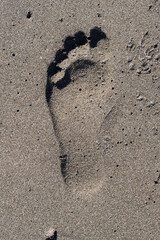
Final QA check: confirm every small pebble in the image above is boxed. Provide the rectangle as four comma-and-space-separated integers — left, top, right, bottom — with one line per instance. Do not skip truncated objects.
146, 55, 152, 60
137, 69, 141, 74
155, 54, 160, 61
136, 95, 144, 101
45, 228, 55, 238
145, 68, 151, 74
127, 57, 132, 63
147, 101, 155, 107
104, 136, 111, 141
129, 63, 135, 70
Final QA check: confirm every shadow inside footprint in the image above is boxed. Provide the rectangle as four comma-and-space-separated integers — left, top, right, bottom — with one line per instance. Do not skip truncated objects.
55, 60, 95, 90
46, 27, 110, 192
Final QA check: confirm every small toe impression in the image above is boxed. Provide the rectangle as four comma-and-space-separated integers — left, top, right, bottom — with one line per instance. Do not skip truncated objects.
89, 26, 107, 48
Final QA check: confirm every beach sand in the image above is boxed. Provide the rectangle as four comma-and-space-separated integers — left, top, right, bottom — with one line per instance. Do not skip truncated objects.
1, 0, 160, 239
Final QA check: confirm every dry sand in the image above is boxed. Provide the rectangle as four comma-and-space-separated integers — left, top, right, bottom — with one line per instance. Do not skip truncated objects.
1, 0, 160, 239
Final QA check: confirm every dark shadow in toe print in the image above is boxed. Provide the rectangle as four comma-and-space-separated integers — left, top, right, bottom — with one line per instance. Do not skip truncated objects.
55, 49, 68, 64
46, 27, 108, 191
46, 63, 61, 103
64, 36, 76, 53
89, 27, 106, 48
74, 31, 88, 47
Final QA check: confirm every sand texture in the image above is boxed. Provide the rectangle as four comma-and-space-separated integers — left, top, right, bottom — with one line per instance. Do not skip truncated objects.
1, 0, 160, 239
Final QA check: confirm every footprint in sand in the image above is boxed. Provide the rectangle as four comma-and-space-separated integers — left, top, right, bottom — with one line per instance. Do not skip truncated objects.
46, 27, 114, 193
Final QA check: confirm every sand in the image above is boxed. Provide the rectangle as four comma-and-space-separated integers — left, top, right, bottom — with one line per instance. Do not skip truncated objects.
1, 0, 160, 239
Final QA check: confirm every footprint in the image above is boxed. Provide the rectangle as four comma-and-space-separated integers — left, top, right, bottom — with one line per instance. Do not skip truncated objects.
46, 27, 114, 192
